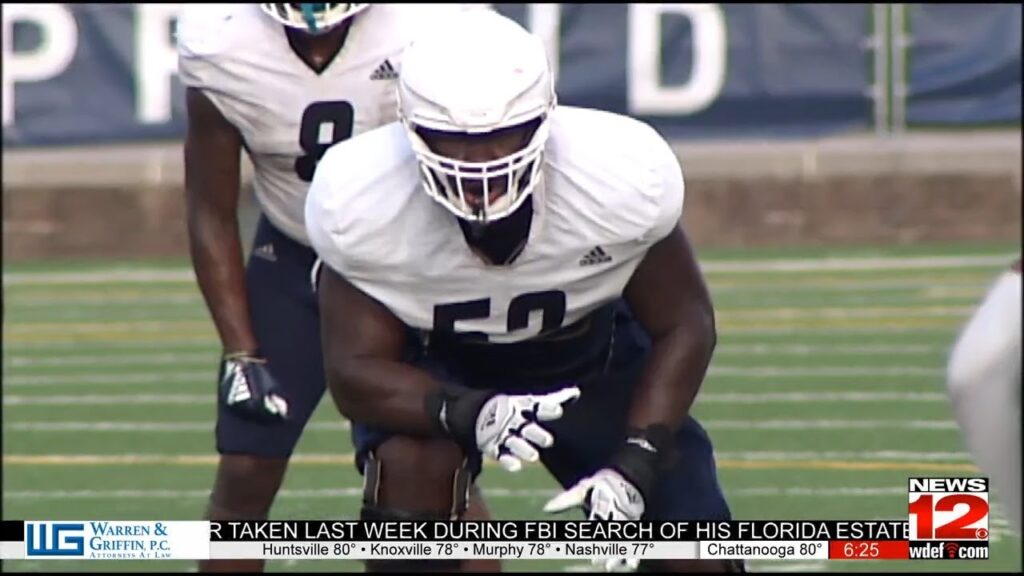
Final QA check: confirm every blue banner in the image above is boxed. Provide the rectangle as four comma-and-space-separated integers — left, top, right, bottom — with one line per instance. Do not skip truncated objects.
1, 4, 1019, 147
905, 4, 1022, 126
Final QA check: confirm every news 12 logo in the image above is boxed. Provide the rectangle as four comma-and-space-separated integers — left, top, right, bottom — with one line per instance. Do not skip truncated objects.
26, 522, 85, 557
908, 477, 990, 560
908, 477, 989, 540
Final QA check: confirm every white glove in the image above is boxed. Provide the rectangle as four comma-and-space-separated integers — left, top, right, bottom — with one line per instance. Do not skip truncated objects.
474, 386, 581, 472
544, 468, 645, 572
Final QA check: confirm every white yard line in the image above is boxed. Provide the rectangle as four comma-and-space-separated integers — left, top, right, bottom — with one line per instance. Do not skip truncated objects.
708, 366, 943, 377
0, 345, 942, 367
1, 421, 345, 432
2, 371, 214, 386
722, 326, 957, 335
718, 307, 971, 319
700, 255, 1012, 273
4, 353, 214, 368
3, 394, 212, 405
3, 419, 958, 432
0, 366, 942, 386
704, 420, 957, 431
697, 392, 947, 403
2, 342, 942, 364
0, 390, 947, 406
11, 295, 201, 307
717, 451, 969, 462
715, 344, 942, 355
1, 339, 219, 352
3, 255, 1011, 286
3, 269, 197, 286
0, 485, 947, 500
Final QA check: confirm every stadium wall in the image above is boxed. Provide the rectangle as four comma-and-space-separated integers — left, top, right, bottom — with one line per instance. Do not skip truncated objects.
3, 131, 1019, 262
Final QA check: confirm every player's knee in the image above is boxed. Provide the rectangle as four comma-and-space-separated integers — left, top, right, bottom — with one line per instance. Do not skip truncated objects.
370, 435, 469, 512
208, 454, 289, 519
640, 559, 745, 573
361, 437, 471, 573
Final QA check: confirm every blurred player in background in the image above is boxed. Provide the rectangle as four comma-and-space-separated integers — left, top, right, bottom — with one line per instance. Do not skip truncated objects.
947, 258, 1022, 534
306, 10, 740, 573
177, 3, 497, 572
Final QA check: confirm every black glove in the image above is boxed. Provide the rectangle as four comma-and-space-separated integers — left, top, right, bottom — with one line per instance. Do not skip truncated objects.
218, 352, 290, 423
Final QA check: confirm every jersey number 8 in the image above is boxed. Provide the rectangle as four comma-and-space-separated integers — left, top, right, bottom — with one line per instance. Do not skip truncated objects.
295, 101, 355, 182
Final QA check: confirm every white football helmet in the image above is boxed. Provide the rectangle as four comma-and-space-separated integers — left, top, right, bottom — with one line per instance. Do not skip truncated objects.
398, 9, 556, 223
259, 3, 368, 35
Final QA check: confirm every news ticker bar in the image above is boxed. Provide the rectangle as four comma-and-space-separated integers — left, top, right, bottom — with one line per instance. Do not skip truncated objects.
0, 521, 989, 561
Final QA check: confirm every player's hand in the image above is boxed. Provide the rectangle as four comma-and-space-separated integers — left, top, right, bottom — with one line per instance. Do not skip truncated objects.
543, 468, 644, 572
218, 352, 290, 423
474, 386, 581, 473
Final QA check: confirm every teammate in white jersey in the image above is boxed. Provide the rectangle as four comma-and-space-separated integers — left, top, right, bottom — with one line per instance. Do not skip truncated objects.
947, 259, 1021, 534
307, 10, 739, 573
177, 4, 498, 572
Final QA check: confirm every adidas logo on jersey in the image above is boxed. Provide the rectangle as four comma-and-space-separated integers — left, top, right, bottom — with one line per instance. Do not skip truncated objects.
370, 59, 398, 80
579, 246, 613, 266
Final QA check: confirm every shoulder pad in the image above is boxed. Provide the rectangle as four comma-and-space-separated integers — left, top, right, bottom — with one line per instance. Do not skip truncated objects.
176, 4, 248, 59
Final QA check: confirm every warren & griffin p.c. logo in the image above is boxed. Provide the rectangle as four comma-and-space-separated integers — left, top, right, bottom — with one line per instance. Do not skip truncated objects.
26, 522, 85, 557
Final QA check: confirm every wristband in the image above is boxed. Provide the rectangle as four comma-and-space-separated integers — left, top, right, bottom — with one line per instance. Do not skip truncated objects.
608, 424, 676, 504
424, 382, 496, 451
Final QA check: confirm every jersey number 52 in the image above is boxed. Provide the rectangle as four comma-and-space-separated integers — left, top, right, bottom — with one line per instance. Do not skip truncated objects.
433, 291, 567, 342
295, 101, 355, 182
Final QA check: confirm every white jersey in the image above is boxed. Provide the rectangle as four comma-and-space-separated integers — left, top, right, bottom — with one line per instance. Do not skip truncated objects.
177, 3, 474, 244
306, 106, 685, 343
947, 268, 1022, 533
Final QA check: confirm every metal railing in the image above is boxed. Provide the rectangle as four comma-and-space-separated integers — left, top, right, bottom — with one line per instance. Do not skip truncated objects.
867, 3, 911, 136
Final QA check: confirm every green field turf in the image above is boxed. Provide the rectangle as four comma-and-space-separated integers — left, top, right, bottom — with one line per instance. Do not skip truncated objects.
3, 243, 1021, 572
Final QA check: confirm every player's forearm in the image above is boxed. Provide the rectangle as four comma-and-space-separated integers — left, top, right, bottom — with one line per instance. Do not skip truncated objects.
187, 208, 258, 353
627, 306, 716, 434
326, 358, 445, 436
602, 306, 715, 502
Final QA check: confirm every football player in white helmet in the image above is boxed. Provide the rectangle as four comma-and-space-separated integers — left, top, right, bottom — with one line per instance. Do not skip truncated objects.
947, 258, 1021, 534
306, 9, 740, 573
177, 3, 498, 572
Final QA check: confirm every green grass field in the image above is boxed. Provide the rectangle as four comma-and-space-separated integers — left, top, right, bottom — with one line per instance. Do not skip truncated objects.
3, 242, 1021, 572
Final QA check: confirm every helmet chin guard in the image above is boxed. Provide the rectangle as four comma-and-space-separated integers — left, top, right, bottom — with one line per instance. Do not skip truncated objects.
259, 3, 368, 35
404, 120, 551, 224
